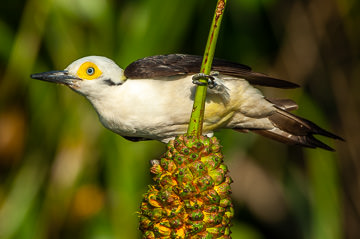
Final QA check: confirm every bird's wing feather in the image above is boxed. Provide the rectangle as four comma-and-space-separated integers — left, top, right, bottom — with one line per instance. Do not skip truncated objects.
266, 98, 299, 111
124, 54, 299, 89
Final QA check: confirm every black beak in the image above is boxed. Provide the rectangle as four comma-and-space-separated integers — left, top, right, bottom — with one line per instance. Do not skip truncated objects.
31, 70, 81, 86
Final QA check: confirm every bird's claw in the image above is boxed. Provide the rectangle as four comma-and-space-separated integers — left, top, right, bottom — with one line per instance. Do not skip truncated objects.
192, 71, 220, 89
192, 71, 230, 102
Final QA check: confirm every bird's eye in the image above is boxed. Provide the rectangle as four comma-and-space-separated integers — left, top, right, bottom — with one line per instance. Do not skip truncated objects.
77, 62, 102, 80
87, 67, 95, 75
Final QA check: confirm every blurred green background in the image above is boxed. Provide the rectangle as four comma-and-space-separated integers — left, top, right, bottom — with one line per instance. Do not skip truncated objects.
0, 0, 359, 238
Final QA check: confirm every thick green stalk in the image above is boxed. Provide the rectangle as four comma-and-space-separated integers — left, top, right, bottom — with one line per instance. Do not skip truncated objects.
187, 0, 227, 137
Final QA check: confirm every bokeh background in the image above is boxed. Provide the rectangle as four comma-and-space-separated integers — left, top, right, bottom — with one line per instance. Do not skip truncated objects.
0, 0, 359, 238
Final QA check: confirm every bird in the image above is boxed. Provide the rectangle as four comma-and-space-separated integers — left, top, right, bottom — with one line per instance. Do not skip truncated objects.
31, 54, 343, 151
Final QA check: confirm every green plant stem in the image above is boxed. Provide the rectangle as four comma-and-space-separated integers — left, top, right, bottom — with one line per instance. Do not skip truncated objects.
187, 0, 227, 137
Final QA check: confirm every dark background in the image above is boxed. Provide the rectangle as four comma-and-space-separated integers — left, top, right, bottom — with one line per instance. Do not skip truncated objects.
0, 0, 359, 238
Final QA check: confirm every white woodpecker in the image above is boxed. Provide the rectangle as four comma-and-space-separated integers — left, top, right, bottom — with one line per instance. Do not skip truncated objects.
31, 54, 343, 150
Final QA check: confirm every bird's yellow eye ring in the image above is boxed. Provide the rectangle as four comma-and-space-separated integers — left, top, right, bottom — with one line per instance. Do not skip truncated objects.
77, 62, 102, 80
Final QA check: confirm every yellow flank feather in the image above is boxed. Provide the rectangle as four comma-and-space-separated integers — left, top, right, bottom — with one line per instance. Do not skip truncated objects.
203, 98, 234, 132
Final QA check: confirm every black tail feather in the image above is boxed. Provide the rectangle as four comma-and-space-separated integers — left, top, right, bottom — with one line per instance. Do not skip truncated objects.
244, 105, 343, 151
252, 128, 336, 151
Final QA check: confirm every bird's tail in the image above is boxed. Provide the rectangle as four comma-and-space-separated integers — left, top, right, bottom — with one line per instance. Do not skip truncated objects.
237, 99, 344, 151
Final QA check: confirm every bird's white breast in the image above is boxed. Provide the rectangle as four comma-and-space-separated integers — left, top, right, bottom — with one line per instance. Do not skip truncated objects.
88, 75, 196, 139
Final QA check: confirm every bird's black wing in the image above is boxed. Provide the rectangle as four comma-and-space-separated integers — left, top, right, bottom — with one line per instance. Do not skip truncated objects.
124, 54, 299, 89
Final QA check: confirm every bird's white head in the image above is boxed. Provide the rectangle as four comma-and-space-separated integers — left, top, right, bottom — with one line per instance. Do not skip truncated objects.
31, 56, 126, 96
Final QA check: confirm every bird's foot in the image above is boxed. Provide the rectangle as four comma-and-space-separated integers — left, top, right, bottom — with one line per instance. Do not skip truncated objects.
192, 71, 220, 89
192, 71, 230, 101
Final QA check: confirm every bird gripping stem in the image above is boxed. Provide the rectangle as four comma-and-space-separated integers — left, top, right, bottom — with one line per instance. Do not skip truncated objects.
187, 0, 227, 137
